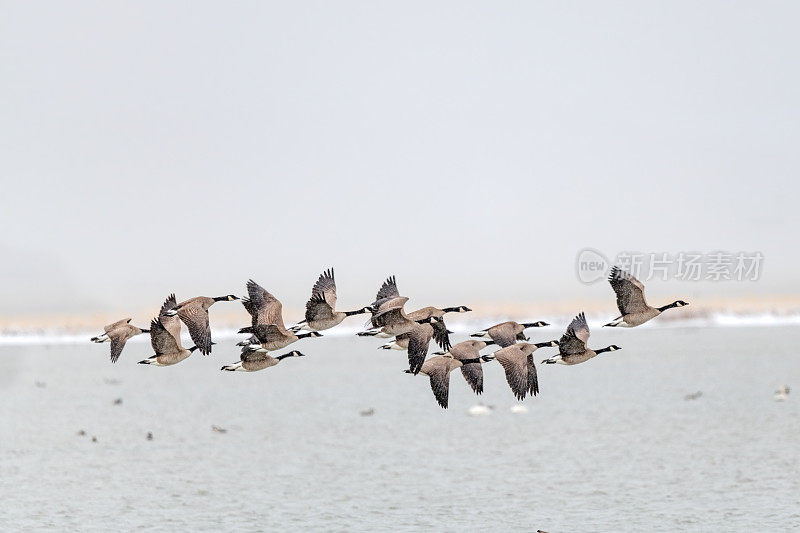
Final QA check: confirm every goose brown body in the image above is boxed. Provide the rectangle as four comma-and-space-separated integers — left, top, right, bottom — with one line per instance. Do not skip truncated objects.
295, 269, 370, 331
543, 312, 620, 365
471, 320, 548, 348
606, 266, 688, 327
91, 318, 149, 363
170, 294, 239, 355
239, 280, 322, 352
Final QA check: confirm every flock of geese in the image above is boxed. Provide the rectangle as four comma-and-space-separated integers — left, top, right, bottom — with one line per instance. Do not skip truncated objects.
91, 267, 689, 408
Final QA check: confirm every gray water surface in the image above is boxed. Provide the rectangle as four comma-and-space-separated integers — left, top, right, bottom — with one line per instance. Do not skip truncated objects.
0, 327, 798, 531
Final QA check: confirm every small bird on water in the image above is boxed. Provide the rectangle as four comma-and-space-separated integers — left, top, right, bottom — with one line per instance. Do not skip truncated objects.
774, 385, 790, 402
467, 403, 494, 416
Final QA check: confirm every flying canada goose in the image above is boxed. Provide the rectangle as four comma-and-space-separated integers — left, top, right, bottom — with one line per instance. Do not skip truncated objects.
356, 293, 409, 339
432, 340, 497, 395
405, 316, 452, 375
542, 312, 620, 365
91, 318, 150, 363
379, 334, 411, 351
163, 294, 239, 354
405, 355, 494, 409
492, 341, 557, 400
372, 305, 466, 346
289, 268, 371, 332
358, 277, 452, 371
238, 326, 322, 352
406, 305, 472, 321
157, 293, 181, 342
360, 276, 451, 343
470, 320, 549, 348
236, 335, 259, 347
605, 266, 688, 327
379, 326, 456, 351
220, 350, 305, 372
137, 317, 200, 366
238, 279, 322, 351
359, 275, 407, 338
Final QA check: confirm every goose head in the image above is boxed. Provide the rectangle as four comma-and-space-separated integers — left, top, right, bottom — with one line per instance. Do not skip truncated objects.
658, 300, 689, 312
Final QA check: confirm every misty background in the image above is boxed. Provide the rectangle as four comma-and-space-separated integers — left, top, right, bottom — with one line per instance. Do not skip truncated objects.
1, 1, 798, 320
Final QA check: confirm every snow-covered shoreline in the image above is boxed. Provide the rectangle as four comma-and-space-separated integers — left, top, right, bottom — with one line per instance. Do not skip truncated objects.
2, 311, 798, 347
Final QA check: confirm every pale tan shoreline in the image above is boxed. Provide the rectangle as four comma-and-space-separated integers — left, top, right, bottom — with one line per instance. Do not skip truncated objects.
2, 295, 799, 332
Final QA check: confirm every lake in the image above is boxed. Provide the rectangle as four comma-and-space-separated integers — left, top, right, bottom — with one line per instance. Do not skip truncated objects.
0, 326, 797, 531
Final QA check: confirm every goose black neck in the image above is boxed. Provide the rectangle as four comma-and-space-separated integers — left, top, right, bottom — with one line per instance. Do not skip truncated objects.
657, 301, 680, 312
345, 308, 367, 316
522, 322, 547, 328
461, 357, 481, 364
189, 345, 199, 353
140, 328, 151, 333
441, 306, 462, 313
595, 346, 614, 354
277, 353, 292, 361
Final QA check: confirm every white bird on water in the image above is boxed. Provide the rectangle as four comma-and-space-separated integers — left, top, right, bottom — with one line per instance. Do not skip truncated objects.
774, 385, 790, 402
467, 403, 494, 416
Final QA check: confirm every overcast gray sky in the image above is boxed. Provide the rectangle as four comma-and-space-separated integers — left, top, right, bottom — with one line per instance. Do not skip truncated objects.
1, 1, 798, 317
